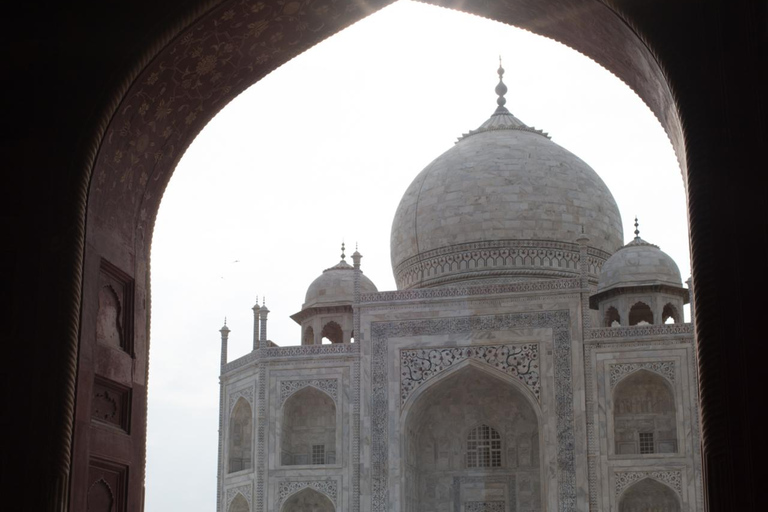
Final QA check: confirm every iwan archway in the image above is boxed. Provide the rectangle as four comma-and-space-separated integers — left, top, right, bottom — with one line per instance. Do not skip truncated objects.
62, 1, 741, 512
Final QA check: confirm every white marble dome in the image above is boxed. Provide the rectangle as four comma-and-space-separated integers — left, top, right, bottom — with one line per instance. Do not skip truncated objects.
390, 76, 623, 289
597, 236, 682, 293
303, 258, 378, 309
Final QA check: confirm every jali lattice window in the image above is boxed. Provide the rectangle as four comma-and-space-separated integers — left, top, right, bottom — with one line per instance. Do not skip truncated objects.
312, 444, 326, 465
639, 432, 655, 454
467, 424, 502, 468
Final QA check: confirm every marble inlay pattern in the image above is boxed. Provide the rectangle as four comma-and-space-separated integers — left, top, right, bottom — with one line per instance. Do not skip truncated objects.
225, 483, 252, 509
609, 361, 675, 388
279, 378, 338, 405
228, 385, 254, 413
277, 480, 338, 509
465, 501, 505, 512
615, 470, 682, 497
400, 343, 539, 405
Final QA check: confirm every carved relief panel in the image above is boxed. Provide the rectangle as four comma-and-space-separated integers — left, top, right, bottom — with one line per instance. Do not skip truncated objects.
97, 259, 134, 355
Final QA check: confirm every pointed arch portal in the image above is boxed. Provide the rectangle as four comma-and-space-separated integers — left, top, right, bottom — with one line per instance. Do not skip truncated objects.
7, 0, 760, 510
403, 364, 542, 512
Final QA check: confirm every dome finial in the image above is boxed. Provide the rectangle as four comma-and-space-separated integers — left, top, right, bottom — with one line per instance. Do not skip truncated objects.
634, 216, 640, 239
494, 56, 509, 115
341, 241, 346, 261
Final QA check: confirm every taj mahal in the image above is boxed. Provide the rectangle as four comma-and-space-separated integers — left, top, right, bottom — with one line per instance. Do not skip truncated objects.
215, 64, 703, 512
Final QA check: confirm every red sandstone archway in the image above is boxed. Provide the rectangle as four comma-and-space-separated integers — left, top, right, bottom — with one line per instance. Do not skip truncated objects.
70, 1, 683, 510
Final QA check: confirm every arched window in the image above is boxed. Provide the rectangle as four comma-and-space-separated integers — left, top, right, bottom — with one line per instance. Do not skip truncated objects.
282, 386, 336, 466
228, 398, 253, 472
619, 478, 680, 512
303, 326, 314, 345
229, 493, 250, 512
281, 488, 335, 512
662, 303, 679, 324
613, 370, 677, 455
466, 424, 502, 468
628, 301, 653, 325
605, 306, 621, 327
321, 321, 343, 344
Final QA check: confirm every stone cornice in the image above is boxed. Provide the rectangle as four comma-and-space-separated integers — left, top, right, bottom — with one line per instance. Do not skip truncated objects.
222, 343, 358, 373
590, 283, 689, 308
361, 277, 581, 304
289, 304, 353, 324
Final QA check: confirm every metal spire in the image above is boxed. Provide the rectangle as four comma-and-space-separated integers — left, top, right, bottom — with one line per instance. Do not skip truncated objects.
494, 56, 510, 115
341, 242, 346, 261
634, 216, 640, 239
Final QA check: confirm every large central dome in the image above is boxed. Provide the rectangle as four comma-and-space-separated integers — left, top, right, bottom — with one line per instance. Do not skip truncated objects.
390, 65, 623, 289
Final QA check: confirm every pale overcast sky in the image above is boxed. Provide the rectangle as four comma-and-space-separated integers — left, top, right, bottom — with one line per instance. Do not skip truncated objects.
146, 1, 689, 510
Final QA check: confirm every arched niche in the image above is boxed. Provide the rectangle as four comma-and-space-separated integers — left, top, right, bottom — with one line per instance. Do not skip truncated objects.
605, 306, 621, 327
229, 398, 253, 473
229, 493, 250, 512
662, 303, 680, 324
613, 370, 677, 455
403, 364, 541, 512
629, 302, 654, 325
86, 478, 114, 512
619, 478, 680, 512
282, 488, 335, 512
321, 321, 343, 344
281, 386, 336, 466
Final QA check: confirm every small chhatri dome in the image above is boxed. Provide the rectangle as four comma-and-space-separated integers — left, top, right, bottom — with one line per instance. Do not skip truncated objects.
303, 243, 378, 309
597, 220, 682, 293
390, 61, 623, 289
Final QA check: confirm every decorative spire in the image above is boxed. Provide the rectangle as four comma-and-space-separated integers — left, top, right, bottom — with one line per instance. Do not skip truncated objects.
494, 56, 510, 115
634, 216, 640, 239
341, 242, 346, 261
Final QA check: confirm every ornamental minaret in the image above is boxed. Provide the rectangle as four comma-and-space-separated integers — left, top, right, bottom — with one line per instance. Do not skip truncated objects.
259, 298, 270, 348
252, 297, 260, 351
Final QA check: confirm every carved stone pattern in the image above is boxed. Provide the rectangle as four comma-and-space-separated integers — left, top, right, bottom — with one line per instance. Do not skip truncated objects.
400, 343, 540, 405
372, 311, 575, 512
392, 240, 610, 289
609, 361, 676, 388
256, 366, 266, 512
277, 480, 338, 508
223, 343, 358, 372
583, 344, 599, 512
280, 379, 338, 405
588, 323, 694, 340
361, 278, 580, 303
228, 386, 254, 413
226, 483, 252, 509
465, 502, 505, 512
452, 476, 515, 512
615, 470, 682, 497
352, 358, 361, 512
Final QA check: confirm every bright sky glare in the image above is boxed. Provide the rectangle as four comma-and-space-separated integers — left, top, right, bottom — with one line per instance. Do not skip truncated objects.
146, 2, 689, 510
